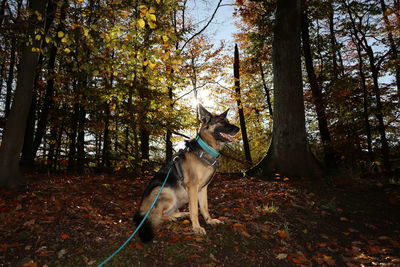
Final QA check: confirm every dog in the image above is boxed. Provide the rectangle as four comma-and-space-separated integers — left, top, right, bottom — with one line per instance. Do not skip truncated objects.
134, 104, 240, 242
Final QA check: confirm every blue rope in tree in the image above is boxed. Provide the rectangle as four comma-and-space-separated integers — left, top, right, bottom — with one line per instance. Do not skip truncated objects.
97, 166, 172, 267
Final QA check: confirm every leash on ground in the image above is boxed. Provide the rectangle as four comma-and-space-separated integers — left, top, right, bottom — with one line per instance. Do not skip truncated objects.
97, 166, 173, 267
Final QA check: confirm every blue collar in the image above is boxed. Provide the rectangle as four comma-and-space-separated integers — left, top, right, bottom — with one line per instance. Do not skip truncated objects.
196, 136, 220, 158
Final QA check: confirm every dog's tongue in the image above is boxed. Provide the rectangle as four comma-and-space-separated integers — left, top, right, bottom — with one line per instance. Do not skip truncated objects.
220, 132, 234, 142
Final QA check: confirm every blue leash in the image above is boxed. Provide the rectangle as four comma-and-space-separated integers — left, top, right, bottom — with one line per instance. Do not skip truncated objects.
97, 166, 172, 267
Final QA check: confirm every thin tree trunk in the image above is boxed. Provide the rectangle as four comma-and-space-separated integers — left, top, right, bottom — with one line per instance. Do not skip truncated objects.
344, 0, 391, 171
259, 62, 273, 117
355, 41, 373, 161
165, 86, 173, 163
5, 38, 16, 119
31, 0, 67, 160
67, 99, 79, 171
102, 103, 111, 172
367, 47, 391, 170
248, 0, 321, 179
234, 44, 252, 163
76, 103, 85, 173
301, 12, 335, 168
0, 0, 47, 187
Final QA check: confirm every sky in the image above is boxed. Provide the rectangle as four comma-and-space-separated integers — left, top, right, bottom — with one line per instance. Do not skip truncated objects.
186, 0, 239, 46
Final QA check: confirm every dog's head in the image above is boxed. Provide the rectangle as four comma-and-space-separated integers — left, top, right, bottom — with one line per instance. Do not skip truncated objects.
198, 104, 240, 149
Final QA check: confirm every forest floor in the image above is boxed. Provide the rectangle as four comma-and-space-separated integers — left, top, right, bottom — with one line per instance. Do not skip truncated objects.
1, 172, 400, 266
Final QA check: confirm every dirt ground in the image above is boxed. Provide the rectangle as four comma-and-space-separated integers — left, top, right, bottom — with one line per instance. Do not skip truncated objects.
1, 172, 399, 266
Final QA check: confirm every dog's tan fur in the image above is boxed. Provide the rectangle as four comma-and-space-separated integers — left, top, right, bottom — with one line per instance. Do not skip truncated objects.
135, 105, 239, 238
139, 123, 222, 235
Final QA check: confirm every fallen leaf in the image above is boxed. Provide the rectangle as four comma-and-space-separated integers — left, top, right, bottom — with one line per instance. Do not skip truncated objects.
168, 237, 181, 243
135, 242, 143, 249
288, 253, 310, 264
60, 233, 69, 240
277, 230, 288, 240
23, 261, 37, 267
276, 253, 287, 260
58, 249, 67, 258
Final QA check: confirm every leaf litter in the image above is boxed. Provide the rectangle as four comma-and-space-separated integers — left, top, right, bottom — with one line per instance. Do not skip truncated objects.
0, 173, 399, 266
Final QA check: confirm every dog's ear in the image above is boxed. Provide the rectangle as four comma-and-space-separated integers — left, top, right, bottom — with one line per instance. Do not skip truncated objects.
219, 108, 229, 119
198, 104, 211, 123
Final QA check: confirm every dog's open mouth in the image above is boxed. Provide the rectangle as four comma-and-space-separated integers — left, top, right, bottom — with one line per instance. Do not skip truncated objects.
219, 132, 235, 142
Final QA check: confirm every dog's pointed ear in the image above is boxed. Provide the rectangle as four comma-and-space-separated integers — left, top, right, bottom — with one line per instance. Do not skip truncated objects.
198, 104, 211, 123
219, 108, 229, 119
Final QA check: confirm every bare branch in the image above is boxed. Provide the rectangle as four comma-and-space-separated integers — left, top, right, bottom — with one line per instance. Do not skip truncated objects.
180, 0, 223, 51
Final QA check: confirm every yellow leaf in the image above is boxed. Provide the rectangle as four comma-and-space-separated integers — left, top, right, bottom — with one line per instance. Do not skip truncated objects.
61, 37, 67, 43
64, 48, 71, 53
57, 31, 64, 38
45, 37, 51, 43
149, 14, 156, 21
137, 19, 145, 29
113, 71, 118, 76
156, 0, 161, 3
182, 219, 190, 225
149, 7, 156, 13
162, 35, 169, 42
148, 62, 156, 69
35, 34, 41, 40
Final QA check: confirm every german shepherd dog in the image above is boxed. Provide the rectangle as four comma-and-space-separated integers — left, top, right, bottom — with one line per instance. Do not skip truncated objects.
134, 104, 240, 242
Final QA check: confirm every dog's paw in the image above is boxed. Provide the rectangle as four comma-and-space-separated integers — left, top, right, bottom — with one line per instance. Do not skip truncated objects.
193, 226, 206, 235
206, 218, 223, 225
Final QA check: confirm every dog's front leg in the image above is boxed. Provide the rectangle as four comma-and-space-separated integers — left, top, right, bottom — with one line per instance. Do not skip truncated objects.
188, 185, 206, 235
199, 186, 222, 225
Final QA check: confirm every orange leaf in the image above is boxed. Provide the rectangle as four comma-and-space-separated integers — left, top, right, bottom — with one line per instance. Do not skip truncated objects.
135, 242, 143, 249
277, 230, 288, 240
60, 233, 69, 240
182, 219, 190, 225
168, 237, 181, 243
288, 253, 310, 264
39, 251, 47, 257
23, 261, 37, 267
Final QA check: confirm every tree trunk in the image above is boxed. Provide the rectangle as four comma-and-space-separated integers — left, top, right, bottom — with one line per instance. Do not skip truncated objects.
76, 103, 85, 173
20, 91, 37, 170
0, 0, 47, 187
259, 62, 273, 117
355, 41, 373, 161
67, 101, 79, 171
234, 44, 252, 163
165, 86, 173, 163
301, 12, 335, 168
248, 0, 321, 179
366, 46, 391, 171
102, 103, 111, 172
31, 0, 67, 161
5, 38, 16, 119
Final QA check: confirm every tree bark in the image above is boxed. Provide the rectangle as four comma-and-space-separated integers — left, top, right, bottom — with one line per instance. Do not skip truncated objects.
234, 44, 252, 163
248, 0, 321, 179
355, 40, 373, 161
301, 12, 335, 168
259, 62, 273, 117
0, 0, 47, 187
165, 85, 173, 163
5, 38, 16, 119
102, 103, 111, 172
67, 99, 79, 171
76, 103, 85, 173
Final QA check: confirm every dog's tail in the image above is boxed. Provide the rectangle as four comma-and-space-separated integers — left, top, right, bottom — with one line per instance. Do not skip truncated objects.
133, 212, 154, 242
